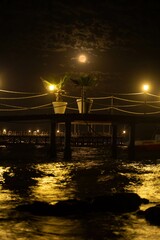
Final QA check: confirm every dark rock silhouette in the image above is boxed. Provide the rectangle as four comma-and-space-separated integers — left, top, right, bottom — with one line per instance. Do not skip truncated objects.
143, 204, 160, 226
52, 199, 92, 216
91, 193, 149, 213
15, 193, 149, 216
16, 201, 56, 216
16, 199, 91, 216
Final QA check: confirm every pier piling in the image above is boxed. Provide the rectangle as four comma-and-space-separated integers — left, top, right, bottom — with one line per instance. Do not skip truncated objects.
111, 124, 117, 159
64, 120, 72, 159
128, 122, 135, 160
50, 119, 57, 158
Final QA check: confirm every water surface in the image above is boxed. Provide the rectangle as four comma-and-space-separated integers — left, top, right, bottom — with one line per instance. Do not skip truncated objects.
0, 146, 159, 239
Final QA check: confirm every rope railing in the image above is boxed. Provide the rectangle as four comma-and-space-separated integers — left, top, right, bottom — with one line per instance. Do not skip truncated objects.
0, 89, 44, 94
90, 107, 111, 111
111, 107, 145, 115
0, 103, 52, 111
0, 93, 48, 100
0, 88, 160, 115
113, 96, 143, 103
147, 104, 160, 109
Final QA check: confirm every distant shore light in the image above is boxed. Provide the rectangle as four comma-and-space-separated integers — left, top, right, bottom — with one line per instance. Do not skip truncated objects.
3, 129, 7, 135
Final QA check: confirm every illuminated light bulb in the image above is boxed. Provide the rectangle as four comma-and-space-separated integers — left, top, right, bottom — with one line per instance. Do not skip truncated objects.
49, 84, 57, 91
143, 84, 149, 92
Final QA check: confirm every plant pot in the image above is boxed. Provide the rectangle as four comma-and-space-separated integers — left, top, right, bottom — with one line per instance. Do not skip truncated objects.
76, 98, 93, 113
52, 102, 67, 114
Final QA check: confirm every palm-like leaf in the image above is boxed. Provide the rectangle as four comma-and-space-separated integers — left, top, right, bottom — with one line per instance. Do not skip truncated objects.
70, 74, 97, 87
41, 75, 68, 91
41, 78, 53, 90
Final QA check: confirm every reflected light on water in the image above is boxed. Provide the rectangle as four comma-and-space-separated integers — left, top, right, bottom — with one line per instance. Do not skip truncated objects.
0, 167, 13, 204
0, 148, 160, 240
121, 214, 160, 240
123, 163, 160, 203
33, 163, 77, 202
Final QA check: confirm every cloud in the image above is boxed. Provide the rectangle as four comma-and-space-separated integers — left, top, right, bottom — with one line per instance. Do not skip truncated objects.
1, 0, 160, 56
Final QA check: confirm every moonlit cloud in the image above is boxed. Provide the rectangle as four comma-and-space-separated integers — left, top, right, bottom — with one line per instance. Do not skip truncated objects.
1, 0, 160, 92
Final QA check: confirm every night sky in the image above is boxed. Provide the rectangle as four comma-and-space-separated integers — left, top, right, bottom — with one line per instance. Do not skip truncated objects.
1, 0, 160, 95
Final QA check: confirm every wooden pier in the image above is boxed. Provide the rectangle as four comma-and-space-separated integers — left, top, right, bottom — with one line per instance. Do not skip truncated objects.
0, 113, 160, 160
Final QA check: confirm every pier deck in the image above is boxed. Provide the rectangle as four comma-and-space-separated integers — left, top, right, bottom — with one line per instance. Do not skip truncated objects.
0, 113, 160, 159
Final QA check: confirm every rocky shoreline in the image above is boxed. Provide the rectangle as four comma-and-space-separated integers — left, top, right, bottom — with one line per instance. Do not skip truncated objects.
15, 192, 160, 226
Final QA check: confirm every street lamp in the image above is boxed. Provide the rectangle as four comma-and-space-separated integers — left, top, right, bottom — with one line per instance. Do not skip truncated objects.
48, 84, 57, 92
143, 84, 149, 92
142, 84, 150, 114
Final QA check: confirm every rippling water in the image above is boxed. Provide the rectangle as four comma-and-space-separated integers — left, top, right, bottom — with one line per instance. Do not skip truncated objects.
0, 146, 160, 239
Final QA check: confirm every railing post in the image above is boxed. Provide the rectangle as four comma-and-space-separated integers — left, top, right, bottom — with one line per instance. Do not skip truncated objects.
50, 118, 57, 158
64, 120, 72, 159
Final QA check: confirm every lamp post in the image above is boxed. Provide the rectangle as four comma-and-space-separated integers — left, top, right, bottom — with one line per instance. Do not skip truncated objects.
77, 54, 87, 113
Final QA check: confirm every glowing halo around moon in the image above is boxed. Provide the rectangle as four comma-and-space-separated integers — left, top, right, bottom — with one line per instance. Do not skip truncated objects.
78, 54, 87, 63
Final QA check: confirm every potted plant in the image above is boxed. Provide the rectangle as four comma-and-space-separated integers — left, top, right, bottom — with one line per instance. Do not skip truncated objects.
41, 75, 68, 114
70, 74, 97, 113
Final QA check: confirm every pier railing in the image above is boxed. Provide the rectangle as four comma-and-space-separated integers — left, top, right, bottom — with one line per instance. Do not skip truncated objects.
0, 134, 124, 147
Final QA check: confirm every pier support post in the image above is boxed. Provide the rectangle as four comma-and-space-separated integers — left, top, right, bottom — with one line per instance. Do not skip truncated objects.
64, 120, 72, 159
50, 119, 57, 158
128, 122, 135, 160
111, 124, 117, 159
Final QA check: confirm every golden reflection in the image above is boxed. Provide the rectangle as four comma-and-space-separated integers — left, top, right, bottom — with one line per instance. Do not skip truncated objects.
124, 164, 160, 204
32, 163, 76, 202
121, 214, 160, 240
0, 167, 13, 202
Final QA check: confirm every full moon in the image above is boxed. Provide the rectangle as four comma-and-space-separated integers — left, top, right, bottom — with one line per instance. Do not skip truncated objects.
78, 54, 87, 63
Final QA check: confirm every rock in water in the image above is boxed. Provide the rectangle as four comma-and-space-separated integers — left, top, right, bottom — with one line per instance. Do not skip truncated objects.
15, 193, 149, 216
16, 201, 55, 216
144, 204, 160, 225
91, 193, 148, 213
52, 199, 92, 216
16, 199, 91, 216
